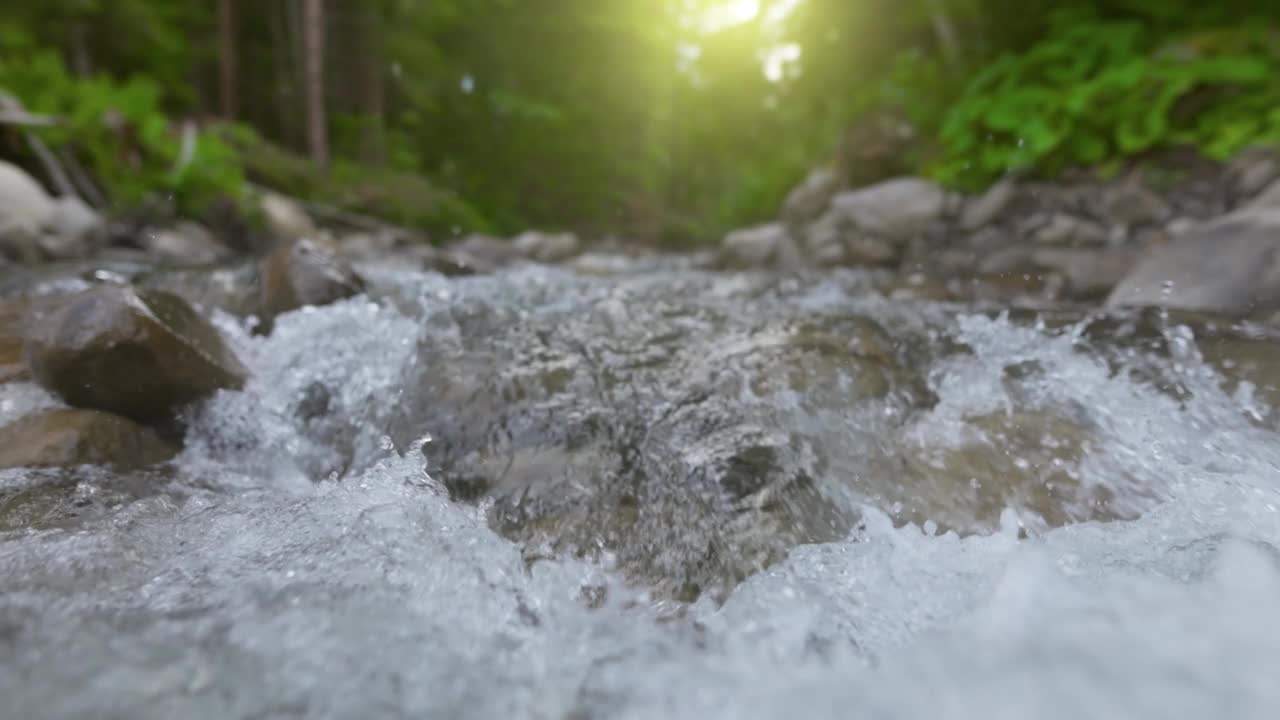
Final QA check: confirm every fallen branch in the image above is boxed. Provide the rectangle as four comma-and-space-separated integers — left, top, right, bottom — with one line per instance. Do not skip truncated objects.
0, 109, 59, 127
0, 93, 82, 202
58, 147, 107, 208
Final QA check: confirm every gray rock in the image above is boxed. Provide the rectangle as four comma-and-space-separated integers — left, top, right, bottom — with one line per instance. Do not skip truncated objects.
0, 408, 178, 470
42, 196, 103, 259
803, 209, 899, 268
513, 230, 581, 263
257, 190, 317, 241
960, 177, 1016, 231
977, 245, 1036, 275
141, 221, 230, 266
720, 222, 801, 270
828, 177, 946, 241
1098, 179, 1168, 227
780, 167, 838, 225
0, 161, 55, 262
1106, 208, 1280, 315
452, 233, 524, 270
1033, 213, 1108, 246
1030, 246, 1141, 299
1247, 177, 1280, 211
1228, 146, 1280, 200
23, 285, 248, 421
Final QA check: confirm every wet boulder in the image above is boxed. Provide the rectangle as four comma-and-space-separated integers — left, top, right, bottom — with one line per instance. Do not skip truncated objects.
0, 408, 178, 470
258, 237, 364, 330
1107, 208, 1280, 315
879, 409, 1135, 535
23, 285, 247, 422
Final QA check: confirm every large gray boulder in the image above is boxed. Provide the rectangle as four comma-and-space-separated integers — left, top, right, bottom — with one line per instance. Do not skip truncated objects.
827, 176, 947, 241
1106, 209, 1280, 315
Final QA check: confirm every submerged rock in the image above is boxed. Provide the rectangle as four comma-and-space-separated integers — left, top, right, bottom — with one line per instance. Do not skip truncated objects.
23, 285, 247, 422
884, 409, 1133, 535
413, 299, 926, 602
0, 408, 177, 469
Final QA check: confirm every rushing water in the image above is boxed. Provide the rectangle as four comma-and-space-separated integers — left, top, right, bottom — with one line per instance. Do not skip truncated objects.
3, 260, 1280, 719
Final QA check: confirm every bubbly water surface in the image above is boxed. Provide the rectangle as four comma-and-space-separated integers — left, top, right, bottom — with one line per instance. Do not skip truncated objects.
3, 264, 1280, 719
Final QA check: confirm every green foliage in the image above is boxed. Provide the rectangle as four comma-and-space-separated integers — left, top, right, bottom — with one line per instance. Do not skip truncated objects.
5, 0, 1280, 246
0, 48, 246, 213
930, 16, 1280, 189
235, 134, 490, 237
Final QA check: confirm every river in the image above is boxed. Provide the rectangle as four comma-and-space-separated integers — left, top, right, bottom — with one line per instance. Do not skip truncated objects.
3, 259, 1280, 719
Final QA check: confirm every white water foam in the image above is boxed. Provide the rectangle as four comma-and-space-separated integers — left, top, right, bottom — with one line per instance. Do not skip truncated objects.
3, 273, 1280, 719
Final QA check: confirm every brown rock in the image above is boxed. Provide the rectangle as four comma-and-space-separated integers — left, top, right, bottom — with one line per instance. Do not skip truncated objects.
23, 285, 247, 422
0, 298, 30, 383
0, 408, 177, 469
259, 237, 364, 330
887, 410, 1134, 535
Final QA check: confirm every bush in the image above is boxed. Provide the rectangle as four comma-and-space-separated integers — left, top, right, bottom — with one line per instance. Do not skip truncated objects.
235, 133, 491, 239
929, 16, 1280, 190
0, 49, 247, 214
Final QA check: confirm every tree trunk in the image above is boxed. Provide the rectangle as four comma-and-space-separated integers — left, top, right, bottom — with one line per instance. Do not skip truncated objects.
355, 4, 386, 165
303, 0, 329, 167
218, 0, 238, 120
924, 0, 962, 67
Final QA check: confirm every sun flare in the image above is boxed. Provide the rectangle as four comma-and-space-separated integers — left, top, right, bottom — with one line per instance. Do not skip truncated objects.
696, 0, 760, 32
